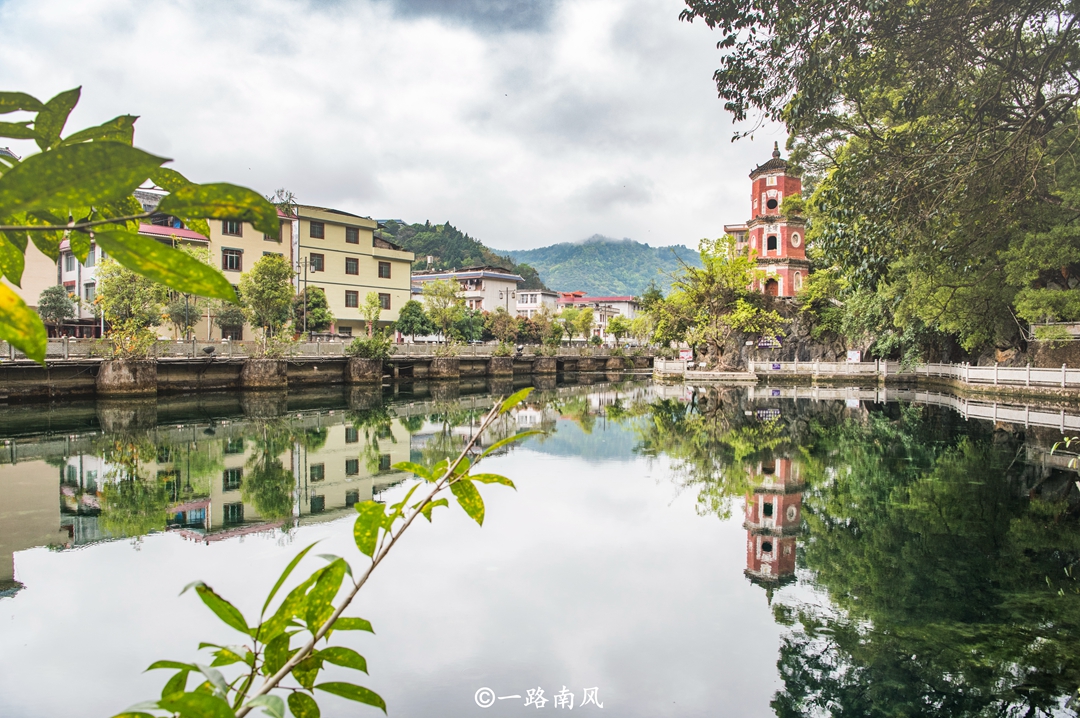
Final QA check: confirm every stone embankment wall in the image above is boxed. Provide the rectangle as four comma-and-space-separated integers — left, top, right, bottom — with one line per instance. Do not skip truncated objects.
0, 354, 653, 402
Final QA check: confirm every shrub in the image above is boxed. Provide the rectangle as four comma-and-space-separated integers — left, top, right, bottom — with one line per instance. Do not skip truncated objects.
493, 342, 514, 357
347, 333, 394, 360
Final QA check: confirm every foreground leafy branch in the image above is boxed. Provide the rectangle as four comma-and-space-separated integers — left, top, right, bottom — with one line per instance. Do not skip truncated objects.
113, 389, 539, 718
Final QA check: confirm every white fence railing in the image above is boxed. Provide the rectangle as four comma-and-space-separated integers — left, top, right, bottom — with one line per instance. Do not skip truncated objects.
748, 359, 1080, 389
0, 339, 653, 362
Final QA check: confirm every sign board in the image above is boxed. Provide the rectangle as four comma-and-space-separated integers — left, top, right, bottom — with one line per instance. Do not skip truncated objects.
846, 350, 862, 363
678, 349, 693, 361
771, 363, 782, 371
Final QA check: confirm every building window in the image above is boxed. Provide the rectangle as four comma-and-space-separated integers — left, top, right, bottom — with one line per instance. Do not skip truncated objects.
310, 253, 324, 272
310, 495, 326, 513
378, 454, 391, 471
263, 251, 282, 257
223, 220, 243, 237
224, 437, 245, 454
767, 235, 778, 252
794, 271, 803, 291
309, 463, 325, 481
223, 468, 243, 492
338, 326, 352, 336
222, 326, 243, 341
63, 253, 75, 272
222, 249, 243, 272
223, 502, 244, 524
345, 290, 358, 308
766, 197, 778, 210
309, 221, 325, 239
345, 490, 360, 508
345, 426, 358, 443
378, 261, 391, 279
379, 293, 390, 310
84, 246, 96, 267
84, 283, 96, 302
265, 222, 282, 241
345, 459, 359, 476
346, 227, 359, 244
346, 257, 359, 275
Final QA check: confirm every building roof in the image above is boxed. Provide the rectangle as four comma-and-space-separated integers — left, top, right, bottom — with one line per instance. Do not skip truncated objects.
557, 295, 636, 304
412, 266, 524, 283
297, 204, 370, 220
138, 224, 209, 242
749, 142, 793, 179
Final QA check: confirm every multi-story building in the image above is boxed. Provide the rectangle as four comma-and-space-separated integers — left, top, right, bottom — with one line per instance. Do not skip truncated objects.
515, 290, 559, 318
293, 205, 414, 337
411, 266, 524, 313
556, 291, 639, 340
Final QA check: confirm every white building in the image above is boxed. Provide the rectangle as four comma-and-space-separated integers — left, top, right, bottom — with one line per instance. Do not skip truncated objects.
411, 266, 524, 312
515, 290, 559, 318
556, 292, 640, 341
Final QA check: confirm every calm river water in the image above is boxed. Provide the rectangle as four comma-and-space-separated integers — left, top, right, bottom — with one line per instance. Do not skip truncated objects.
0, 378, 1078, 717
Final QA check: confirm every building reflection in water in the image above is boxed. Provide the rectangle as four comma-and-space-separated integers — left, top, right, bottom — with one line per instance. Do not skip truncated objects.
743, 454, 803, 602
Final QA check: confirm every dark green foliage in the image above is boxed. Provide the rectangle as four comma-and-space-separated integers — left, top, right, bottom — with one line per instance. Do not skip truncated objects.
451, 308, 484, 342
380, 220, 547, 290
346, 333, 394, 360
394, 299, 433, 339
500, 236, 703, 296
293, 287, 334, 333
36, 284, 74, 327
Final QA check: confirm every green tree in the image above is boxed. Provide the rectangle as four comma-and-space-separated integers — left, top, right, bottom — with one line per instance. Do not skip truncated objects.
607, 314, 631, 347
422, 279, 465, 342
36, 284, 74, 333
451, 308, 484, 342
486, 306, 519, 344
164, 297, 201, 340
0, 87, 276, 362
212, 300, 247, 338
574, 307, 595, 344
239, 254, 294, 340
96, 256, 168, 357
658, 235, 785, 367
360, 292, 383, 337
394, 299, 432, 340
292, 286, 333, 334
557, 307, 580, 345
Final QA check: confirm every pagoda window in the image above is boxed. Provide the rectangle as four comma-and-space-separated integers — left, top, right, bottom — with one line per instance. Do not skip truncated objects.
766, 198, 778, 210
763, 502, 774, 517
767, 235, 778, 251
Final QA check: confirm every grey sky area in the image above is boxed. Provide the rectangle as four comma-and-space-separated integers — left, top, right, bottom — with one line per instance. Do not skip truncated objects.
0, 0, 784, 249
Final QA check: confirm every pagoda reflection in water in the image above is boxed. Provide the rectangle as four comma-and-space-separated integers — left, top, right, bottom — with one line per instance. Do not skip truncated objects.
743, 455, 803, 600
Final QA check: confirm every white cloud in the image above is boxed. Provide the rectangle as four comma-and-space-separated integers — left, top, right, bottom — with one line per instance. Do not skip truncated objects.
0, 0, 785, 249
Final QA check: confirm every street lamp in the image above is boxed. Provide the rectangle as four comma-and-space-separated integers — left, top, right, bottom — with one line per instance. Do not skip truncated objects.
499, 289, 516, 312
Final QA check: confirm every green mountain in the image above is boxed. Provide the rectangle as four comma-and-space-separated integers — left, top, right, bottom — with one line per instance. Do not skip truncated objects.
379, 220, 547, 290
497, 235, 703, 296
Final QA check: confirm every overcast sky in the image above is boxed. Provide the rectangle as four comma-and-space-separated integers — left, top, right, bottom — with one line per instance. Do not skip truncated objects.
0, 0, 784, 250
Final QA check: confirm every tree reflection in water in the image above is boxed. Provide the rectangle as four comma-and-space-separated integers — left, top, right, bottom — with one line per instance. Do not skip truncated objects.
634, 391, 1080, 716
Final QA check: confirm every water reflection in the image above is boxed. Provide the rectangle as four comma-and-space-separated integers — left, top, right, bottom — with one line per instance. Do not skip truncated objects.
1, 381, 1079, 716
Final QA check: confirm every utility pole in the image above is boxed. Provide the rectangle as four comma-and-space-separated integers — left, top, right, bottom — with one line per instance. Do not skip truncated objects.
296, 257, 310, 338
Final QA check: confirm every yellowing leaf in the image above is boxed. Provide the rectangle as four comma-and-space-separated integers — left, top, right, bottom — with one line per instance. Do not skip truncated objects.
450, 479, 485, 526
94, 229, 238, 303
158, 183, 279, 236
0, 282, 46, 362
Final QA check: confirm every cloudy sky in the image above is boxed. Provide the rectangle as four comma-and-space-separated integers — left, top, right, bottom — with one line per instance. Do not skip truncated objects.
0, 0, 784, 250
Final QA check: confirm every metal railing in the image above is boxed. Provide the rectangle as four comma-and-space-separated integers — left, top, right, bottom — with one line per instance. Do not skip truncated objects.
748, 359, 1080, 389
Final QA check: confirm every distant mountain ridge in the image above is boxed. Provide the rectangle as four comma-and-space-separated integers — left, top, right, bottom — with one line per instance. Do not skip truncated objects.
497, 235, 702, 296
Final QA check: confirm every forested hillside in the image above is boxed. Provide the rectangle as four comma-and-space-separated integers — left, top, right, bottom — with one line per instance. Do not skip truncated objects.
499, 236, 702, 296
379, 220, 547, 290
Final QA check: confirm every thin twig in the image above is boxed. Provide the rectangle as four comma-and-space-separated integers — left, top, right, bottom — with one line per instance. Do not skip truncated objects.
234, 401, 504, 716
0, 212, 153, 232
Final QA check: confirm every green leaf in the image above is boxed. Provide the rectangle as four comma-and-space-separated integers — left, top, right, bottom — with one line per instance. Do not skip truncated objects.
182, 581, 251, 636
111, 713, 156, 718
34, 87, 81, 150
209, 647, 248, 667
419, 497, 449, 522
244, 695, 285, 718
0, 122, 36, 140
469, 473, 516, 489
318, 647, 368, 674
262, 633, 296, 676
150, 166, 192, 192
62, 115, 137, 146
314, 683, 386, 714
158, 183, 279, 236
293, 655, 323, 691
353, 501, 386, 558
331, 617, 374, 633
162, 670, 190, 699
390, 461, 435, 481
157, 692, 236, 718
450, 479, 485, 526
262, 541, 320, 619
287, 692, 321, 718
0, 282, 46, 363
0, 232, 25, 285
194, 663, 229, 699
0, 142, 166, 216
480, 430, 543, 459
303, 559, 346, 632
69, 231, 91, 264
0, 92, 44, 114
94, 229, 238, 303
147, 660, 198, 672
261, 575, 316, 642
499, 387, 533, 414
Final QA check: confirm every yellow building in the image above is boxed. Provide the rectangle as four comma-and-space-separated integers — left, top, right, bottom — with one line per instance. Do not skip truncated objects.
294, 205, 414, 337
206, 205, 414, 339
